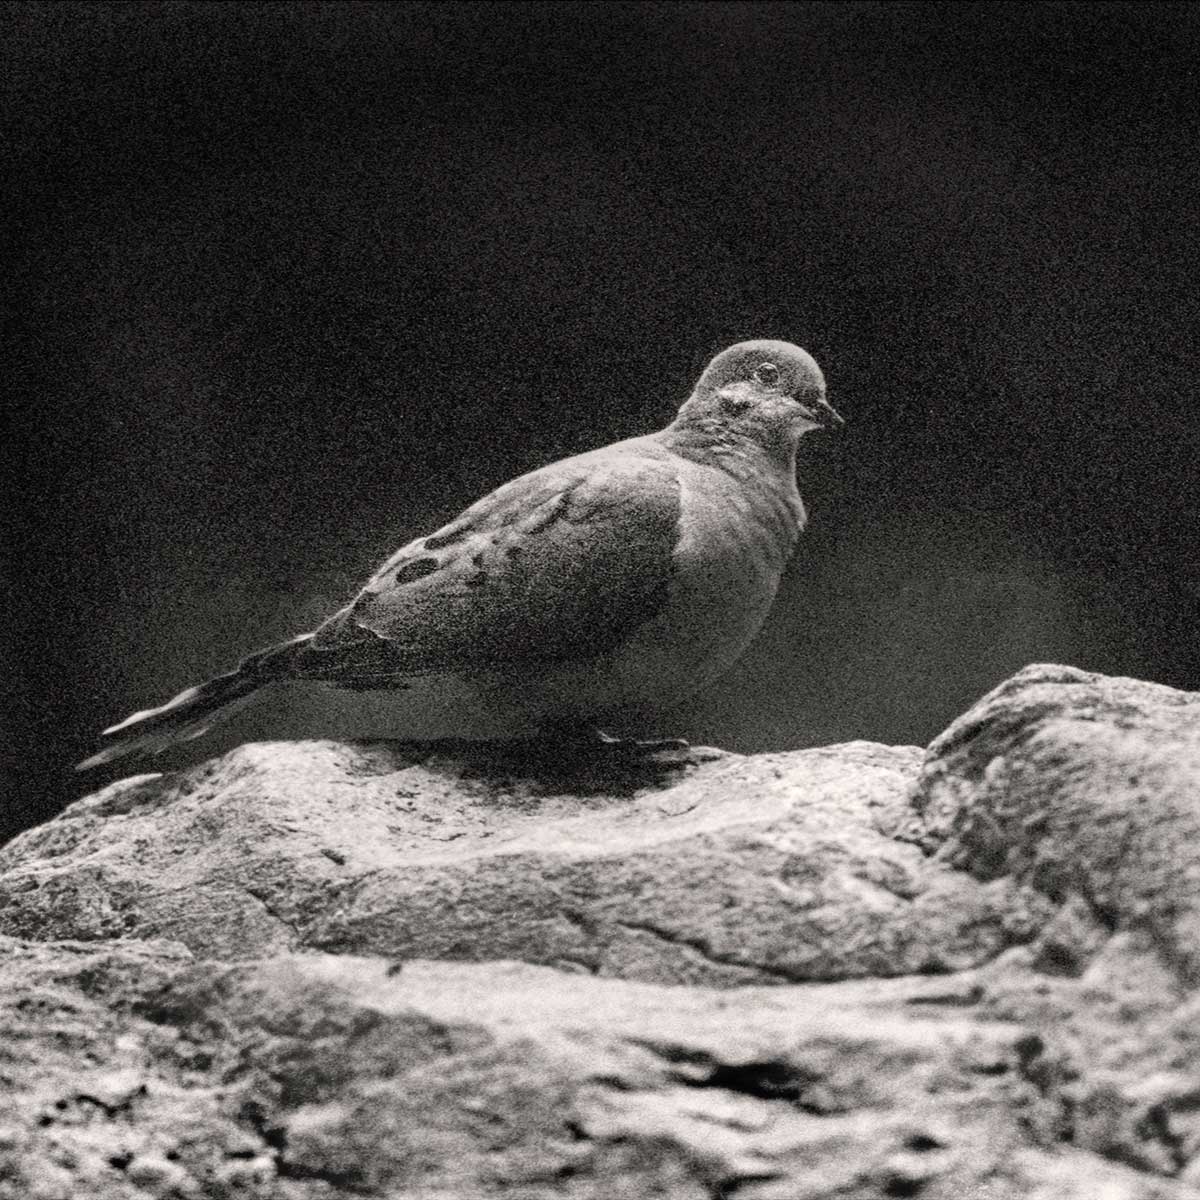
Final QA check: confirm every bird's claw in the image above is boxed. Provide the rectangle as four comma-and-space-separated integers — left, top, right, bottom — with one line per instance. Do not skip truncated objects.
593, 730, 690, 754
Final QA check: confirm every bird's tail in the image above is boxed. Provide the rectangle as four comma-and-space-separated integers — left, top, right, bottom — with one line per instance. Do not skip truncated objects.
76, 634, 313, 771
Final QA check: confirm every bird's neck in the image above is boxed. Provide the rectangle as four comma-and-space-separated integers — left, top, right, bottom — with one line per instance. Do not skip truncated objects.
660, 415, 801, 481
658, 418, 806, 544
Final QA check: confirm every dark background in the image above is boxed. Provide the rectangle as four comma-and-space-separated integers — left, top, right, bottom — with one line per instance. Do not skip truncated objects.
6, 0, 1199, 845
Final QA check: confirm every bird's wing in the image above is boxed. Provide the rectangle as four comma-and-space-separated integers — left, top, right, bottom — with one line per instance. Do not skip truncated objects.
301, 437, 682, 682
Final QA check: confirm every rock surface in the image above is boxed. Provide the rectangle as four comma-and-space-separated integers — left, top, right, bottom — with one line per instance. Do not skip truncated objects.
1, 663, 1199, 1198
0, 738, 1045, 984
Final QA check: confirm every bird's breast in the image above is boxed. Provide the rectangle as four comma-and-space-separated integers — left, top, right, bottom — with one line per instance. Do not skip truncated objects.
590, 455, 803, 713
670, 456, 802, 629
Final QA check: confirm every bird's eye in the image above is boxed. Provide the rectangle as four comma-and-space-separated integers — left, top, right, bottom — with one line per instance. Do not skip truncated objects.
754, 362, 779, 386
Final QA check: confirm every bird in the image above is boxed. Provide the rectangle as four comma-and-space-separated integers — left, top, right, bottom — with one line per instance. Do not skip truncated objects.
78, 340, 843, 770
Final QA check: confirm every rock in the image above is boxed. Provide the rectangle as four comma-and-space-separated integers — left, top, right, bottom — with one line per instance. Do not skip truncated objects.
913, 663, 1200, 986
0, 739, 1039, 983
2, 936, 1197, 1200
1, 663, 1199, 1197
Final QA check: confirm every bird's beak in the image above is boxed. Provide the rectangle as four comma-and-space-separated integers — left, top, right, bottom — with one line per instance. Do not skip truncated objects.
795, 396, 845, 430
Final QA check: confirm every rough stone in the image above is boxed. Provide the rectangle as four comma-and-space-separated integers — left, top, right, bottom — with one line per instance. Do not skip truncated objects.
0, 739, 1039, 984
2, 937, 1197, 1200
1, 662, 1198, 1197
913, 663, 1200, 986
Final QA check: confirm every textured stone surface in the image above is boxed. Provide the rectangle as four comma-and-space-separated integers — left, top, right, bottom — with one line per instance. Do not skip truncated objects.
913, 664, 1200, 986
0, 739, 1041, 984
2, 663, 1199, 1197
3, 936, 1198, 1200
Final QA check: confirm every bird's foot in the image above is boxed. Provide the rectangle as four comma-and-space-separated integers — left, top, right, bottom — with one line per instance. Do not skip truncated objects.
537, 725, 690, 760
592, 730, 690, 754
506, 724, 694, 784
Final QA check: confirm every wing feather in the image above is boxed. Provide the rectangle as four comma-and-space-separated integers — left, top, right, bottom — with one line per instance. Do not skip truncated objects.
301, 437, 681, 681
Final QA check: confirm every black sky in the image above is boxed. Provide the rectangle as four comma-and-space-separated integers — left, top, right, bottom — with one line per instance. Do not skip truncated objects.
5, 0, 1200, 843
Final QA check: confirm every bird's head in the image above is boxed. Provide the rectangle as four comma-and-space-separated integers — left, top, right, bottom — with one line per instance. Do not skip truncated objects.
670, 340, 843, 457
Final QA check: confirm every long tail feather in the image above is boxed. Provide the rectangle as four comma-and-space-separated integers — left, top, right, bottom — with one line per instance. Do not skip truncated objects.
77, 634, 312, 770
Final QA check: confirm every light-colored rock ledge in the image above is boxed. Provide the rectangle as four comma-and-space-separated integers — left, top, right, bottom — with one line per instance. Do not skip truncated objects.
2, 664, 1198, 1197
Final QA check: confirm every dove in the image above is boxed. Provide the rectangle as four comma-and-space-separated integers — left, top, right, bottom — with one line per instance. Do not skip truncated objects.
78, 340, 842, 769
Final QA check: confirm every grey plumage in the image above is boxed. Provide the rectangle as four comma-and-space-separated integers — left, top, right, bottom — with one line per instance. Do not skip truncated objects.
78, 339, 842, 770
